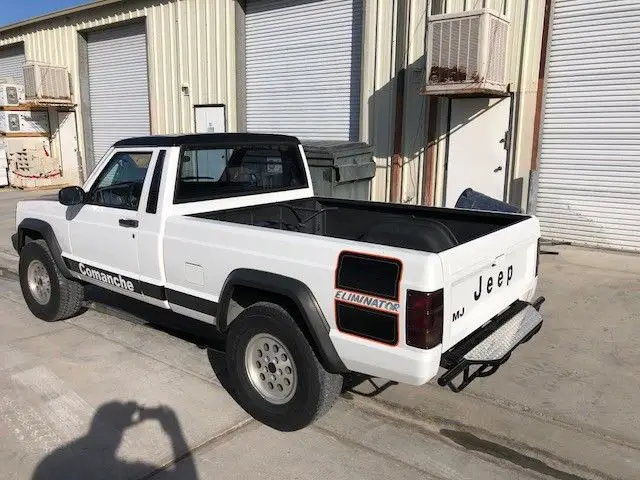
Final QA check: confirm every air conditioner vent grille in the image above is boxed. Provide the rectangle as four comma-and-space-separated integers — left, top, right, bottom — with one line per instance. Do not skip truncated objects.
23, 63, 71, 102
425, 9, 509, 95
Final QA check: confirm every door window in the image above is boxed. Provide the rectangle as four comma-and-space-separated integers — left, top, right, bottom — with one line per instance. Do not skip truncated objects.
88, 152, 153, 210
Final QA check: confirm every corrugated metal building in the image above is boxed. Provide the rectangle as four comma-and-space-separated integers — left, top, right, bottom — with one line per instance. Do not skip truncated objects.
534, 0, 640, 252
0, 0, 544, 211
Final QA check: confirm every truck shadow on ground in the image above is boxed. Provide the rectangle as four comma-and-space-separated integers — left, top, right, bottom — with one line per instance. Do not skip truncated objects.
31, 401, 198, 480
84, 285, 226, 350
86, 285, 398, 403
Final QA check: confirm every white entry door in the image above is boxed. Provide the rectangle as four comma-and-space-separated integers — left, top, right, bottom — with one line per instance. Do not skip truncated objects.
195, 105, 226, 134
445, 97, 511, 207
57, 111, 80, 183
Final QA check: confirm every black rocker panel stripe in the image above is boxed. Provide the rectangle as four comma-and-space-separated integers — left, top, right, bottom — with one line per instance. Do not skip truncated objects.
336, 252, 402, 300
65, 258, 219, 315
166, 289, 218, 316
65, 258, 165, 300
335, 302, 398, 345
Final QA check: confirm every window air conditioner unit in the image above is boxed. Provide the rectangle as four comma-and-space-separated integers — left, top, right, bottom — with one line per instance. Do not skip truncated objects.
23, 62, 72, 102
425, 9, 509, 96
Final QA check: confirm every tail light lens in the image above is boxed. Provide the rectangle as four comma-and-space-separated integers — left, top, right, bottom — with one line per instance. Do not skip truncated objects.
406, 289, 444, 349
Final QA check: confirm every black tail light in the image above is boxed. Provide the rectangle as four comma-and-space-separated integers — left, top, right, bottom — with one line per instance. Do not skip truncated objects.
406, 289, 444, 349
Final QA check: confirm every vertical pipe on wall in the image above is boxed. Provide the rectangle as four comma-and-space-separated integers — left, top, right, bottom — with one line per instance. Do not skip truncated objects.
390, 0, 410, 203
422, 0, 437, 206
235, 0, 247, 132
506, 0, 530, 205
422, 96, 438, 205
530, 0, 552, 171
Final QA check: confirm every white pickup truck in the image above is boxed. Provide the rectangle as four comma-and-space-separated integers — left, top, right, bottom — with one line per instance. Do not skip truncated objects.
12, 133, 544, 431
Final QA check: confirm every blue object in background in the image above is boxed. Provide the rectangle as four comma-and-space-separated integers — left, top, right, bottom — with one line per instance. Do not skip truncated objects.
455, 188, 522, 214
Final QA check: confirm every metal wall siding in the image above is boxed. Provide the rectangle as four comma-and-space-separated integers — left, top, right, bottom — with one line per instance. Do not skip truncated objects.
361, 0, 396, 202
0, 43, 25, 83
537, 0, 640, 251
87, 22, 151, 164
245, 0, 362, 141
0, 0, 236, 177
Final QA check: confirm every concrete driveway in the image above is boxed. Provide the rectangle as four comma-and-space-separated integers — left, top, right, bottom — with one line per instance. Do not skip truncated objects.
0, 188, 638, 479
0, 276, 552, 480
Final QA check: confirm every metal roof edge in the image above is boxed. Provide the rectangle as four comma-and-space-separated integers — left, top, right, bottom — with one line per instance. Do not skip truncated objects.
0, 0, 125, 35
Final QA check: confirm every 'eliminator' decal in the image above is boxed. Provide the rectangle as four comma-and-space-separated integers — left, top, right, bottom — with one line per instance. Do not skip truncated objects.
335, 290, 400, 313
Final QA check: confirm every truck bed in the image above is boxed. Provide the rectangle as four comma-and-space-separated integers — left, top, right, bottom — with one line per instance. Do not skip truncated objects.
191, 197, 527, 253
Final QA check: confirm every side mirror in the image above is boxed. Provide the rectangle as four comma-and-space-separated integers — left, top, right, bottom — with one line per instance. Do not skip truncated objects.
59, 186, 85, 206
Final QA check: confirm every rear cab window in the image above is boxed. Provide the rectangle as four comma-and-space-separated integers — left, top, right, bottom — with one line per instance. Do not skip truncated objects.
174, 144, 308, 203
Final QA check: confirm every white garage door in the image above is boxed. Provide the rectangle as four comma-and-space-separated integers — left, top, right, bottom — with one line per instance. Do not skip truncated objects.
87, 22, 150, 170
536, 0, 640, 251
0, 43, 25, 84
245, 0, 362, 141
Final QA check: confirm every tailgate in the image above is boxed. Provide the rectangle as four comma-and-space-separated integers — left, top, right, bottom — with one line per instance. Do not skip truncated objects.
438, 217, 540, 350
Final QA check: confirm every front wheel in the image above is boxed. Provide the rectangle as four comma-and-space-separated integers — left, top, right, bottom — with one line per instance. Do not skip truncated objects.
19, 240, 85, 322
226, 302, 343, 431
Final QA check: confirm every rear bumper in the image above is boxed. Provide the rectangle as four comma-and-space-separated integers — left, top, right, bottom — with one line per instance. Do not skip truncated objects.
437, 296, 545, 392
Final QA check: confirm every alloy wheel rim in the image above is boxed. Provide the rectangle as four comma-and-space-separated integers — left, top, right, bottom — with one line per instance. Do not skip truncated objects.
244, 333, 297, 405
27, 259, 51, 305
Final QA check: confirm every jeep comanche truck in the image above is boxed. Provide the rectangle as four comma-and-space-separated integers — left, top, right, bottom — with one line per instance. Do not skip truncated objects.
12, 133, 544, 431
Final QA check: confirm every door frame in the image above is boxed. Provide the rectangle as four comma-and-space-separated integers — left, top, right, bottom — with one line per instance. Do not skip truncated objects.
56, 110, 83, 183
442, 95, 513, 206
193, 104, 227, 134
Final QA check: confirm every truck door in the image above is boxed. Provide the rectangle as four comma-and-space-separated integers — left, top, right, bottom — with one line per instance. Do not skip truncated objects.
66, 149, 157, 296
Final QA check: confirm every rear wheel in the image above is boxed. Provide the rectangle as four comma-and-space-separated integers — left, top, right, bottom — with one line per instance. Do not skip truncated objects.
226, 302, 343, 431
19, 240, 85, 322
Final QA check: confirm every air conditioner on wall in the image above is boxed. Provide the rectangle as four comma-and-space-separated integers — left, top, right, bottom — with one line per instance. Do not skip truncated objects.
23, 62, 71, 102
424, 9, 510, 96
0, 84, 26, 106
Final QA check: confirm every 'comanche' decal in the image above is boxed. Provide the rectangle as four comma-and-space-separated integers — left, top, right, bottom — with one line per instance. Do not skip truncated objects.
335, 290, 400, 313
79, 263, 136, 292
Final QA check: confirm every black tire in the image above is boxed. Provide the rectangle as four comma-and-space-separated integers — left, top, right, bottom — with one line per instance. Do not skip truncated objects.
19, 240, 85, 322
226, 302, 343, 431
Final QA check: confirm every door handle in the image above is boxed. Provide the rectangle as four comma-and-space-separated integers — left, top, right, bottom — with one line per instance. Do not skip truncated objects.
494, 166, 503, 173
119, 219, 139, 228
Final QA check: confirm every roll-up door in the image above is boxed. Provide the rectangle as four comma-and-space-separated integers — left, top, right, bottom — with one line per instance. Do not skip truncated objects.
0, 43, 26, 84
245, 0, 362, 141
536, 0, 640, 251
87, 22, 150, 170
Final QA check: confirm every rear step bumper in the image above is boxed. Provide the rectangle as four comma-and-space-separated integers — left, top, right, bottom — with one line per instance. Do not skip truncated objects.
438, 296, 545, 392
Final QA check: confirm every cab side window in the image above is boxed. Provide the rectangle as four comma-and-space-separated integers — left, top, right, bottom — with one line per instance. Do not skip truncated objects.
89, 152, 153, 210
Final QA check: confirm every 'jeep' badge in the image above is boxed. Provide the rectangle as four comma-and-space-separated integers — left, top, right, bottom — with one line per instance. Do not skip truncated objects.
474, 265, 513, 301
